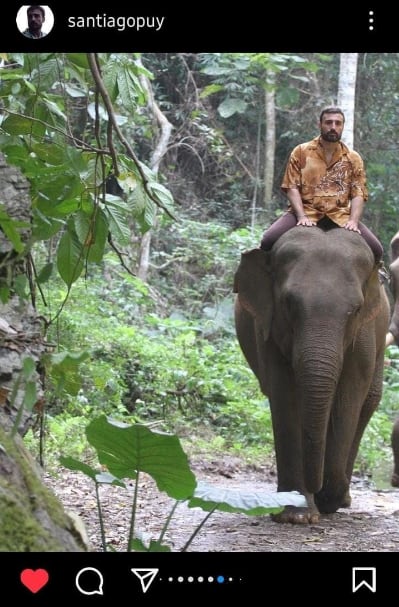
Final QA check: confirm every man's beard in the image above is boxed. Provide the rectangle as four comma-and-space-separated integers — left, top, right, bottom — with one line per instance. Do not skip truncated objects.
321, 131, 341, 142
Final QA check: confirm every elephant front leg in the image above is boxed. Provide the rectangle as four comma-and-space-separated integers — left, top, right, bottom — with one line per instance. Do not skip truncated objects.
266, 344, 321, 524
317, 338, 380, 514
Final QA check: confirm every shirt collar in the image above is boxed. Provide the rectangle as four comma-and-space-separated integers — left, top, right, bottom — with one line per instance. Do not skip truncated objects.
312, 135, 351, 155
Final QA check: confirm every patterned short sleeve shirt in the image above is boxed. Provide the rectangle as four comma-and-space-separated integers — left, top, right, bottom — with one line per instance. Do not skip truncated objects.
281, 136, 368, 226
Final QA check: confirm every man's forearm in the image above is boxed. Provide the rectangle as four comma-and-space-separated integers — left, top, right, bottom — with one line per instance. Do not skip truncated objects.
349, 196, 365, 222
287, 188, 306, 217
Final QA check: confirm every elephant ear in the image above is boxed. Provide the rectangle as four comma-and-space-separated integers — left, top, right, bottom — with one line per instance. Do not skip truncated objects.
361, 265, 382, 324
233, 248, 272, 340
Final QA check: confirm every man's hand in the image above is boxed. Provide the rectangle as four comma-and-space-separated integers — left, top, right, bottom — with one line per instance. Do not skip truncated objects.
344, 219, 361, 233
296, 215, 316, 226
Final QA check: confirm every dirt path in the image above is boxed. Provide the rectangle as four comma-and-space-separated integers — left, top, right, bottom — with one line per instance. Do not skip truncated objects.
44, 456, 399, 552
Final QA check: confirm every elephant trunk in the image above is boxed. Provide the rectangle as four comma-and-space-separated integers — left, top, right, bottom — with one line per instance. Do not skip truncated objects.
294, 337, 343, 494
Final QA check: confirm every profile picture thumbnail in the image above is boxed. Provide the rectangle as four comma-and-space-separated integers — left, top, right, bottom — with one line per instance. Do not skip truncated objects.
16, 5, 54, 39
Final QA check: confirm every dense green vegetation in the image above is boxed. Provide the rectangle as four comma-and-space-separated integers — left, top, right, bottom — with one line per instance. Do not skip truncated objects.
28, 222, 274, 465
2, 52, 399, 487
27, 219, 399, 484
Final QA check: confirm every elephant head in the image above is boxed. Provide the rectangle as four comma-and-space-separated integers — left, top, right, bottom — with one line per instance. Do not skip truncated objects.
234, 225, 389, 523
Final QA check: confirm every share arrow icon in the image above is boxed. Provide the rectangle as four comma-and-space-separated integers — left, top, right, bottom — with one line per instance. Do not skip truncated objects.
131, 568, 159, 593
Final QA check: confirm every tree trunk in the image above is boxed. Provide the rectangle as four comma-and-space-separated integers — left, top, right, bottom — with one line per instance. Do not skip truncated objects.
136, 57, 173, 282
263, 71, 276, 223
0, 153, 44, 436
0, 153, 88, 551
138, 230, 151, 281
337, 53, 358, 149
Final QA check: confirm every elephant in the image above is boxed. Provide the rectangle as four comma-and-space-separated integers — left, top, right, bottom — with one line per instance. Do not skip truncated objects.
234, 221, 390, 524
386, 229, 399, 348
384, 229, 399, 487
392, 417, 399, 487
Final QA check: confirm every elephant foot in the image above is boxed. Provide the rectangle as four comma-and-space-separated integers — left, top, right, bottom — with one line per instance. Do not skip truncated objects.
315, 488, 351, 514
391, 472, 399, 487
271, 505, 320, 525
340, 489, 352, 508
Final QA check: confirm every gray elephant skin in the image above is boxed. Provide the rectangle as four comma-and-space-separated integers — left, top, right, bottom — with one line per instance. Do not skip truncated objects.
386, 230, 399, 487
234, 225, 390, 523
386, 230, 399, 349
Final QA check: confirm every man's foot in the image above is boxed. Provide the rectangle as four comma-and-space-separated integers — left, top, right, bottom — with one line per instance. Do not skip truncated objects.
378, 261, 390, 283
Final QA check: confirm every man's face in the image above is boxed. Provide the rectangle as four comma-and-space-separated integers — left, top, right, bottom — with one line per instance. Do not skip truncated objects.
27, 8, 44, 33
319, 113, 344, 143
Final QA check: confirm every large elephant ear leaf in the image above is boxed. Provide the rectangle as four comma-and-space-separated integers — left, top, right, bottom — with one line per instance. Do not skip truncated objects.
233, 248, 272, 340
85, 416, 196, 500
189, 481, 307, 515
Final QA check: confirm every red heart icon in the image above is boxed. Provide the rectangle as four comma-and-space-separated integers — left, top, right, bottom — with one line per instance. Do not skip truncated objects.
20, 569, 49, 593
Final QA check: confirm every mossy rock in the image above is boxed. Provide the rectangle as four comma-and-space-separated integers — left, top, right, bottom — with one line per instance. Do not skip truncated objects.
0, 428, 88, 551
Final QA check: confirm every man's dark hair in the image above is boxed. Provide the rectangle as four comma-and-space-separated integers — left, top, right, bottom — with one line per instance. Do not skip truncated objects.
319, 106, 345, 123
27, 5, 45, 18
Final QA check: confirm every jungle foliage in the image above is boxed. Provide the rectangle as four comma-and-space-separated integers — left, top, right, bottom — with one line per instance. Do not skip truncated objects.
1, 52, 399, 483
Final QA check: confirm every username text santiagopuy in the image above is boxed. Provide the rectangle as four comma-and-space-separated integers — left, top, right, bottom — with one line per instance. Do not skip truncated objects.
67, 14, 165, 32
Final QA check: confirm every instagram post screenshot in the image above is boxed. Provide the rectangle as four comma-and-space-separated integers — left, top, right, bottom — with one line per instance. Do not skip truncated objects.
0, 2, 397, 602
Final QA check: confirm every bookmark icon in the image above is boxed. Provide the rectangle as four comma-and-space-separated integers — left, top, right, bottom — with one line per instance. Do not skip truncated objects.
352, 567, 376, 593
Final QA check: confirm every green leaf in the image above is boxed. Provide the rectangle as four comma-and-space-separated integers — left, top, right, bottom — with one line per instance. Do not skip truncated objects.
199, 84, 223, 98
36, 262, 54, 284
49, 351, 90, 367
22, 357, 36, 378
148, 181, 175, 214
87, 210, 108, 263
104, 198, 131, 246
102, 60, 119, 102
128, 183, 146, 212
43, 199, 81, 218
31, 142, 66, 165
56, 226, 84, 286
218, 98, 248, 118
60, 456, 125, 487
0, 204, 27, 253
117, 69, 139, 113
23, 79, 37, 93
0, 286, 10, 303
74, 209, 109, 263
45, 350, 90, 396
32, 210, 64, 241
60, 456, 100, 482
23, 381, 37, 410
188, 481, 307, 515
129, 538, 171, 552
1, 143, 30, 167
85, 416, 197, 500
143, 198, 157, 230
0, 68, 24, 80
27, 103, 48, 137
95, 472, 125, 487
1, 114, 35, 136
67, 53, 90, 69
